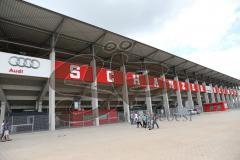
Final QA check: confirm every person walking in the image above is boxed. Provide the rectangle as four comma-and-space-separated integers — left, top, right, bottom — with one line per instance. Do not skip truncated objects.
152, 114, 159, 129
130, 112, 134, 125
1, 120, 5, 142
133, 112, 138, 124
147, 113, 153, 130
142, 113, 147, 128
136, 113, 142, 128
2, 120, 11, 141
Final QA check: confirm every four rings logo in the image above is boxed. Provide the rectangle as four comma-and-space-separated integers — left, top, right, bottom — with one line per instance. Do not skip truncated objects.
8, 56, 40, 69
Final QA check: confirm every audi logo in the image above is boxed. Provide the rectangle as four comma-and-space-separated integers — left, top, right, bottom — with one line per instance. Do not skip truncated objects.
8, 56, 40, 69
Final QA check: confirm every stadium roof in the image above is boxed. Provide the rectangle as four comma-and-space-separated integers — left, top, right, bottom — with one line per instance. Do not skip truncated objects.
0, 0, 239, 85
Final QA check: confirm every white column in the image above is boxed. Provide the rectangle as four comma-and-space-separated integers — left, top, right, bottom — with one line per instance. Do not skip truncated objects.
107, 101, 111, 110
49, 37, 56, 131
186, 78, 194, 109
174, 76, 183, 112
195, 80, 203, 112
234, 95, 238, 108
225, 90, 231, 108
0, 101, 6, 124
121, 65, 130, 123
209, 84, 216, 103
144, 70, 153, 114
215, 85, 221, 102
91, 46, 99, 126
220, 86, 226, 102
234, 87, 238, 108
37, 101, 43, 112
203, 82, 209, 103
232, 91, 237, 108
162, 74, 170, 117
237, 87, 240, 108
229, 88, 234, 108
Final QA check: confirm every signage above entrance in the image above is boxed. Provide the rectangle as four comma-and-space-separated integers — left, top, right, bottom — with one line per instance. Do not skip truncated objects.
0, 52, 50, 78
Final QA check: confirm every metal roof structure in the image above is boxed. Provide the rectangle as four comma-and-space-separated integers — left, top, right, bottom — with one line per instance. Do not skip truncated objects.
0, 0, 239, 85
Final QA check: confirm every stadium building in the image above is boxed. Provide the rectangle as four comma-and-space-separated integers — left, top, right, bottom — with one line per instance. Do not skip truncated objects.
0, 0, 239, 133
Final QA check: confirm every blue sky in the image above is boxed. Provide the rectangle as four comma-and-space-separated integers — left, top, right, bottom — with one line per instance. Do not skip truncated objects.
26, 0, 240, 79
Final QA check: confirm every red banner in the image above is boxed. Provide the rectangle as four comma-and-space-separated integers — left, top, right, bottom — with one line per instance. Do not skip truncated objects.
189, 83, 199, 92
179, 81, 189, 91
126, 72, 146, 88
148, 76, 164, 89
54, 61, 238, 94
96, 68, 123, 86
166, 79, 178, 90
199, 84, 206, 92
55, 61, 93, 82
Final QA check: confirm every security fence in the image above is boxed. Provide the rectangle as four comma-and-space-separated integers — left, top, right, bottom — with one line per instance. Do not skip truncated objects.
8, 113, 49, 134
55, 109, 123, 129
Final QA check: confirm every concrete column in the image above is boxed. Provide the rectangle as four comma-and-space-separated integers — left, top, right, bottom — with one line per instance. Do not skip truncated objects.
121, 65, 130, 123
37, 101, 43, 112
232, 95, 236, 108
232, 91, 237, 108
225, 90, 231, 108
234, 87, 239, 108
195, 80, 203, 112
220, 86, 226, 102
209, 84, 216, 103
161, 74, 170, 117
229, 88, 234, 108
0, 101, 6, 124
237, 88, 240, 108
91, 45, 99, 126
215, 85, 221, 102
234, 95, 238, 108
49, 36, 56, 131
186, 78, 194, 109
203, 82, 209, 104
174, 76, 183, 112
107, 101, 111, 110
236, 87, 240, 108
144, 70, 153, 114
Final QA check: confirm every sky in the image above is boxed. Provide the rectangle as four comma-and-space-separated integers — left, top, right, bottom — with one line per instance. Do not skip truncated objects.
26, 0, 240, 79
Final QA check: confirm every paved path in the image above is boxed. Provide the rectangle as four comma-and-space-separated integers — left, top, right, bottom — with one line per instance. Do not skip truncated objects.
1, 109, 240, 160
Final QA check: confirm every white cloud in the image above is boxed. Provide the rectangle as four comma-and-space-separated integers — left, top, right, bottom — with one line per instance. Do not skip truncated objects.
129, 0, 240, 79
130, 0, 238, 49
184, 47, 240, 79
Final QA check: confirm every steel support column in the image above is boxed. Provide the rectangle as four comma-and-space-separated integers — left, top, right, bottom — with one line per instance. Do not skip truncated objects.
121, 65, 130, 122
91, 45, 99, 126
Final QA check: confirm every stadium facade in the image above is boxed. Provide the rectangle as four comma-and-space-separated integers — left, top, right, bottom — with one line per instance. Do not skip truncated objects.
0, 0, 239, 132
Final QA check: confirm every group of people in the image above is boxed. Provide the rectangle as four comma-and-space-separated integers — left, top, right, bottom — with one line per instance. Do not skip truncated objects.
130, 112, 159, 130
1, 120, 11, 142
